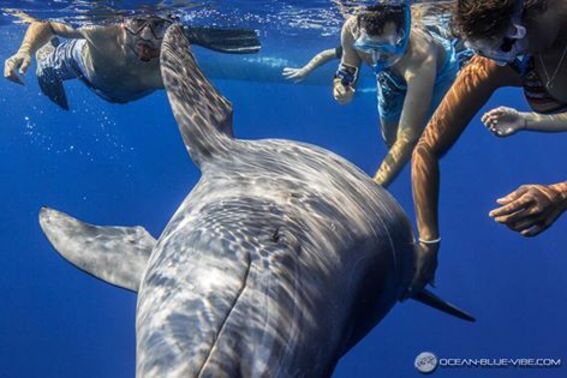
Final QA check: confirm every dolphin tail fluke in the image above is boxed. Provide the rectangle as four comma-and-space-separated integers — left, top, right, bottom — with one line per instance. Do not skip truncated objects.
39, 207, 155, 292
161, 24, 235, 168
413, 289, 476, 322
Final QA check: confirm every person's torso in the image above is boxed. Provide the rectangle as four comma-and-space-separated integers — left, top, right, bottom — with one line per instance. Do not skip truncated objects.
374, 27, 452, 91
514, 50, 567, 114
79, 30, 163, 103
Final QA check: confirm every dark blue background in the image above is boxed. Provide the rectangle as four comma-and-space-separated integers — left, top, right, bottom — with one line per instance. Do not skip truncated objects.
1, 12, 566, 377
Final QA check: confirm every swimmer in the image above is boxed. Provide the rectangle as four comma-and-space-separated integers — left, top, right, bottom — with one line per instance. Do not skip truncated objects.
4, 15, 261, 109
410, 0, 567, 294
283, 1, 471, 188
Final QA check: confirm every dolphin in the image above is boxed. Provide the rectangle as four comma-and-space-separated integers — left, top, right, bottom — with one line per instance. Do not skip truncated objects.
39, 24, 473, 378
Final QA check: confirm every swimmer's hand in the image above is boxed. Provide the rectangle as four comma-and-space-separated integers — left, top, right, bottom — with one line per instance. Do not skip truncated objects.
333, 78, 355, 105
405, 241, 439, 299
490, 184, 567, 237
4, 49, 32, 85
282, 67, 309, 83
482, 106, 526, 137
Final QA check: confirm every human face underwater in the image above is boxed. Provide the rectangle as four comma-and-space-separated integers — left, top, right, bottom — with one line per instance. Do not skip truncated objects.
464, 0, 529, 65
124, 16, 173, 62
353, 3, 411, 74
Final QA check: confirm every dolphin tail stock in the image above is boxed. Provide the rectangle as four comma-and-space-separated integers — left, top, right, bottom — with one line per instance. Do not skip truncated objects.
160, 24, 235, 168
412, 288, 476, 322
38, 207, 156, 292
183, 27, 261, 54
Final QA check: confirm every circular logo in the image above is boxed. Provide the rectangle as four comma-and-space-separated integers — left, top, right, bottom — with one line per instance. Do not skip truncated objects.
415, 352, 438, 374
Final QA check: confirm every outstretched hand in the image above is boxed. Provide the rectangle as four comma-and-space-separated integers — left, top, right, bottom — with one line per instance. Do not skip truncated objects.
405, 241, 439, 299
282, 67, 309, 83
481, 106, 526, 137
332, 79, 355, 105
490, 184, 567, 236
4, 50, 32, 85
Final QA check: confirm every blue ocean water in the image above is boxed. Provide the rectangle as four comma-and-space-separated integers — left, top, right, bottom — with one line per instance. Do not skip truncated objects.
0, 1, 566, 377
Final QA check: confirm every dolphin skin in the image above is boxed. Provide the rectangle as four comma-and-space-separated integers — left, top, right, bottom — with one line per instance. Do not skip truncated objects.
39, 25, 473, 378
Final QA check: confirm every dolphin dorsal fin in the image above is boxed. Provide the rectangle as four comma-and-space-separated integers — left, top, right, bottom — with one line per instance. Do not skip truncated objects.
160, 24, 235, 168
39, 207, 156, 292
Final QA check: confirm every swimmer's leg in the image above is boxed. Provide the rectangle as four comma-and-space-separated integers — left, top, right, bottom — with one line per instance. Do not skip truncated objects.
374, 80, 404, 185
183, 27, 261, 54
376, 76, 404, 147
380, 118, 399, 149
35, 38, 70, 110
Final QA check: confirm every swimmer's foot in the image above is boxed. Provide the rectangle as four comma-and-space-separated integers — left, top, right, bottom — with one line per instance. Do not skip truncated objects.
183, 27, 261, 54
35, 38, 69, 110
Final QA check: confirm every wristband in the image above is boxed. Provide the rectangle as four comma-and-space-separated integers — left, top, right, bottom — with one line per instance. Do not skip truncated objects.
419, 237, 441, 245
334, 64, 358, 87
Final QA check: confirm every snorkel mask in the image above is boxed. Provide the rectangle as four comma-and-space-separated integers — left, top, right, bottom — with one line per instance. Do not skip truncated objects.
353, 0, 411, 74
124, 15, 173, 40
464, 0, 528, 65
124, 14, 176, 61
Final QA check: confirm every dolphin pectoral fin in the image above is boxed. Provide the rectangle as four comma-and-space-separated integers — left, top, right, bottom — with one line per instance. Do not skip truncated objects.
412, 289, 476, 322
39, 207, 156, 292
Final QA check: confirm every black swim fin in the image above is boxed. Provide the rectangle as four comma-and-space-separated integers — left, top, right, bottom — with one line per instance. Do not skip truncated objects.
183, 27, 261, 54
37, 66, 69, 110
36, 37, 69, 110
413, 288, 476, 322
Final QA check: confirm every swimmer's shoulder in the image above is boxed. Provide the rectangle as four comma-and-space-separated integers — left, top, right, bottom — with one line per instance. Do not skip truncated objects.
77, 24, 122, 52
342, 16, 357, 35
341, 16, 358, 47
403, 29, 438, 68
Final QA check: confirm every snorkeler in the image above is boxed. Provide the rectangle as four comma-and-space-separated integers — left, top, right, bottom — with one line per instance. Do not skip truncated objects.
410, 0, 567, 294
4, 15, 260, 110
283, 1, 471, 188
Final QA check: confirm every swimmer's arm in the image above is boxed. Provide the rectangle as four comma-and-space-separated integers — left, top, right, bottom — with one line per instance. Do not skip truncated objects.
338, 19, 362, 78
374, 52, 437, 187
411, 56, 521, 241
283, 48, 340, 82
17, 21, 82, 55
333, 19, 361, 104
522, 111, 567, 132
4, 21, 83, 84
304, 48, 340, 72
550, 182, 567, 202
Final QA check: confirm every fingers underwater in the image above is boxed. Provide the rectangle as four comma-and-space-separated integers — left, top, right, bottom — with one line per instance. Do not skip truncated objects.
490, 201, 523, 218
521, 224, 545, 237
4, 57, 25, 85
19, 57, 31, 74
495, 187, 528, 206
